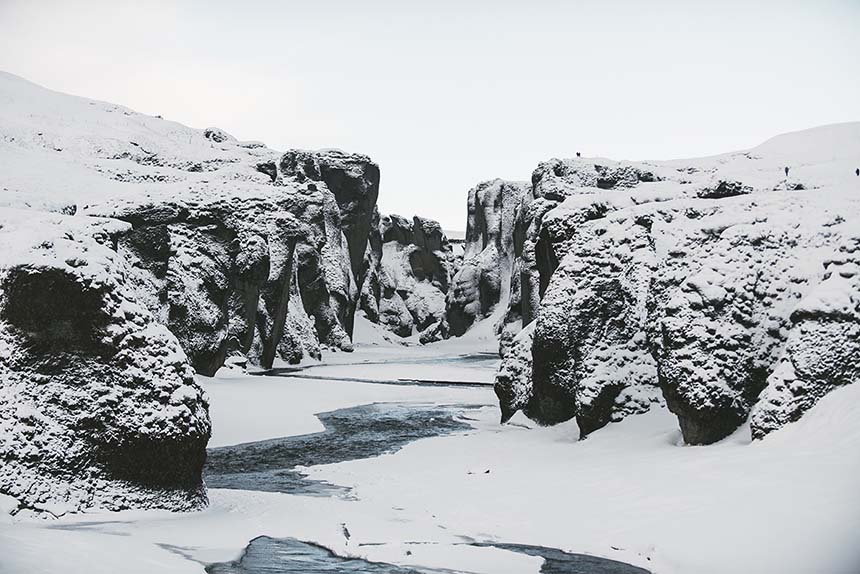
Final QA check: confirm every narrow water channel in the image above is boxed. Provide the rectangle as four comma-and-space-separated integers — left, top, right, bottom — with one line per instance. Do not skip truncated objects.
203, 370, 650, 573
204, 402, 480, 495
206, 536, 652, 574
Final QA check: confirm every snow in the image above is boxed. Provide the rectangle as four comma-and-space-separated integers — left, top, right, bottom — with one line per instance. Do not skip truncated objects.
1, 70, 859, 574
3, 347, 859, 573
205, 372, 491, 448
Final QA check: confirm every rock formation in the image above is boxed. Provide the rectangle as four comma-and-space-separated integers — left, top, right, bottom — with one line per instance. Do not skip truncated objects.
361, 212, 458, 342
0, 71, 385, 513
0, 209, 211, 513
0, 71, 380, 375
446, 179, 529, 337
278, 149, 380, 339
496, 124, 860, 443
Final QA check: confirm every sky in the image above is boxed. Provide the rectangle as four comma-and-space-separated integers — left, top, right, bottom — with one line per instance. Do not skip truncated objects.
1, 0, 858, 230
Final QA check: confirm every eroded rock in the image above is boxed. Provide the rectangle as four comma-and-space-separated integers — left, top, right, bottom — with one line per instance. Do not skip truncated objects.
0, 209, 210, 513
446, 179, 529, 337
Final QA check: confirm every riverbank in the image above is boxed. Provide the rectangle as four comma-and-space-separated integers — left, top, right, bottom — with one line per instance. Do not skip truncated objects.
2, 343, 858, 574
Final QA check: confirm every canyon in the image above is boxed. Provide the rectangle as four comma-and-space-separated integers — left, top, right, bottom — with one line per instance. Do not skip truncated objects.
0, 70, 858, 566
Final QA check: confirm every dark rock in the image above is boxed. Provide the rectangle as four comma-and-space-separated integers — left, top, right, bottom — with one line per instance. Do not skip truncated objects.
0, 210, 210, 513
203, 127, 233, 143
255, 161, 278, 183
446, 179, 529, 337
107, 198, 305, 374
696, 179, 752, 199
280, 149, 380, 339
361, 212, 457, 341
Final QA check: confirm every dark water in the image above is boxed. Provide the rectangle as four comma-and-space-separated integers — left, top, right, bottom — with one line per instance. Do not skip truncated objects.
204, 402, 479, 496
205, 537, 652, 574
475, 543, 651, 574
203, 392, 649, 573
206, 537, 424, 573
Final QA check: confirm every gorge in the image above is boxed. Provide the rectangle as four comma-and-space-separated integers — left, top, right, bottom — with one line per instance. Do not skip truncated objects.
0, 72, 858, 574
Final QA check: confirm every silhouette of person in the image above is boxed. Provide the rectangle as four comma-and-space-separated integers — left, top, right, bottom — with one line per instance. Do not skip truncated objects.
856, 168, 859, 176
784, 166, 789, 177
576, 152, 581, 157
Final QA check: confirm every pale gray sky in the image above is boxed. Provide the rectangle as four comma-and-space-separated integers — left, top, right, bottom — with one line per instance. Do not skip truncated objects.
1, 0, 858, 229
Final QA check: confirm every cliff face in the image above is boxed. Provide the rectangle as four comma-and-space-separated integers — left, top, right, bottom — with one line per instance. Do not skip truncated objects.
446, 179, 529, 337
279, 149, 380, 340
0, 71, 383, 512
0, 72, 380, 375
496, 124, 860, 443
0, 209, 210, 513
361, 213, 458, 342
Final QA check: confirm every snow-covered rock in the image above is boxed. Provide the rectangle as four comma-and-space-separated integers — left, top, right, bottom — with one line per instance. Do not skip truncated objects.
0, 71, 380, 371
0, 208, 210, 513
493, 321, 535, 422
89, 192, 310, 374
279, 148, 380, 339
497, 123, 860, 443
446, 179, 529, 337
361, 212, 458, 342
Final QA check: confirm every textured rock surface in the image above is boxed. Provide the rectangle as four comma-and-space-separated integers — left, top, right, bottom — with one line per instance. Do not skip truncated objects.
749, 244, 860, 438
530, 206, 661, 434
497, 124, 860, 443
494, 322, 535, 423
0, 71, 380, 371
93, 195, 307, 375
648, 196, 859, 443
361, 213, 457, 341
446, 179, 529, 337
0, 209, 211, 513
279, 149, 380, 339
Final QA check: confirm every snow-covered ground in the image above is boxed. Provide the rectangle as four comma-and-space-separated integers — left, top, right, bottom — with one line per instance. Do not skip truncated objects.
2, 337, 859, 574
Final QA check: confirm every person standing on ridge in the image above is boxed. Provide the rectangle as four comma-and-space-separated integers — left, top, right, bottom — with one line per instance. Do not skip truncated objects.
784, 166, 790, 177
855, 167, 859, 176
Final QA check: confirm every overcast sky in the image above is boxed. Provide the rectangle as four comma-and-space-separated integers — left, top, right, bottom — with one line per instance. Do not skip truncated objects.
1, 0, 858, 229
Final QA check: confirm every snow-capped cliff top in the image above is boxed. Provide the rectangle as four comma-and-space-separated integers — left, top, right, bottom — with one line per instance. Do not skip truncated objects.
0, 70, 286, 213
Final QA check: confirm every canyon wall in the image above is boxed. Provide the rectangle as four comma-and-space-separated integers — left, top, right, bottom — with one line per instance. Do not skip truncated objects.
496, 124, 860, 444
1, 70, 858, 514
446, 179, 529, 337
0, 71, 382, 511
0, 209, 211, 514
360, 212, 459, 342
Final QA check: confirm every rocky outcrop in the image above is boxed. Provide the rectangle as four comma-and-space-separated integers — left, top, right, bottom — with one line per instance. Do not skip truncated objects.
750, 240, 860, 437
496, 124, 860, 443
494, 322, 536, 423
446, 179, 529, 337
279, 149, 380, 339
0, 209, 211, 513
497, 159, 663, 353
91, 194, 308, 375
361, 212, 457, 341
529, 204, 661, 434
649, 199, 860, 443
0, 72, 382, 373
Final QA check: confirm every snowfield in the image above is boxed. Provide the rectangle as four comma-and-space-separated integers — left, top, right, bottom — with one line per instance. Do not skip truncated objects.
2, 339, 859, 574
